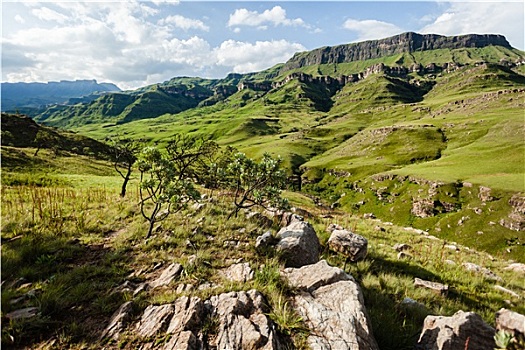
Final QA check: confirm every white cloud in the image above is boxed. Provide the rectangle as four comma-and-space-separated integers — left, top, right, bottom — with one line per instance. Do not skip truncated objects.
343, 19, 404, 42
31, 6, 69, 23
159, 15, 209, 31
14, 15, 25, 24
228, 6, 307, 28
420, 2, 524, 49
215, 39, 305, 73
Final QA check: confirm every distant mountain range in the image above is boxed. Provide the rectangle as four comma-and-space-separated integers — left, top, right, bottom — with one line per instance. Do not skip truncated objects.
1, 79, 120, 112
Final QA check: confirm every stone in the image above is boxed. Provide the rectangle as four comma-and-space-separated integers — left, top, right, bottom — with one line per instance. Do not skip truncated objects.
444, 244, 459, 251
282, 259, 352, 293
495, 308, 525, 336
135, 304, 175, 338
462, 262, 503, 282
166, 297, 204, 334
5, 307, 39, 320
393, 243, 411, 252
276, 221, 320, 268
478, 186, 493, 202
494, 285, 520, 299
504, 262, 525, 274
401, 297, 426, 309
279, 211, 304, 227
397, 251, 412, 259
327, 229, 368, 262
163, 330, 199, 350
416, 311, 496, 350
255, 231, 274, 249
283, 260, 379, 350
150, 263, 183, 289
100, 301, 133, 340
414, 278, 448, 295
412, 198, 435, 217
220, 263, 254, 283
208, 290, 282, 350
327, 223, 344, 233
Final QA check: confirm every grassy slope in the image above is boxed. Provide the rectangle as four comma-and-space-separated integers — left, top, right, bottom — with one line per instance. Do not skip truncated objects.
1, 153, 524, 349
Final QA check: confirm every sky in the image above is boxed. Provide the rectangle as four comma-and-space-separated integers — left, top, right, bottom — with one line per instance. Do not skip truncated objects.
2, 1, 524, 90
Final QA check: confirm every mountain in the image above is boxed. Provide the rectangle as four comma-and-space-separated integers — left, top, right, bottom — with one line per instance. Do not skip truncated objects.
1, 79, 121, 112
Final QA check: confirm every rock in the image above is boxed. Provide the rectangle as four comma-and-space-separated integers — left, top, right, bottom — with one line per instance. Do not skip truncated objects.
100, 301, 133, 340
133, 282, 149, 296
462, 262, 503, 281
397, 251, 412, 259
176, 283, 195, 294
444, 244, 459, 251
135, 304, 175, 338
276, 221, 320, 268
282, 260, 379, 350
444, 260, 456, 266
401, 297, 426, 309
495, 308, 525, 336
279, 211, 304, 227
327, 229, 368, 263
220, 263, 254, 283
478, 186, 493, 202
414, 278, 448, 295
166, 296, 204, 334
504, 262, 525, 274
5, 307, 39, 320
363, 213, 376, 219
327, 223, 344, 233
150, 263, 183, 289
208, 290, 282, 350
393, 243, 411, 252
255, 231, 274, 249
412, 198, 434, 217
494, 285, 520, 299
282, 259, 352, 293
191, 202, 205, 212
416, 311, 496, 350
163, 330, 199, 350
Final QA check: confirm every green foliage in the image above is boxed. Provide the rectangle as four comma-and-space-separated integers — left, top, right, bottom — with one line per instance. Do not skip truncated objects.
225, 152, 289, 217
137, 146, 200, 238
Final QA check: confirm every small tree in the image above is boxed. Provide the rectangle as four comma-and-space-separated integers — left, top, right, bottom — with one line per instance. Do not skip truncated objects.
33, 130, 58, 156
166, 134, 219, 182
137, 146, 200, 238
110, 138, 141, 197
225, 152, 289, 218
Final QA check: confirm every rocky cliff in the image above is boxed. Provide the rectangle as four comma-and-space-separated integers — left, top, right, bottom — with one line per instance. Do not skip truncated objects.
281, 32, 511, 72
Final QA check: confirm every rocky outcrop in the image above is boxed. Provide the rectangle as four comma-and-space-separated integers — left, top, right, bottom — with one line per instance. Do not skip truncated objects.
207, 290, 282, 350
500, 194, 525, 231
100, 301, 133, 340
276, 221, 320, 267
327, 229, 368, 262
282, 260, 379, 350
412, 198, 435, 217
496, 309, 525, 337
281, 32, 511, 72
416, 311, 496, 350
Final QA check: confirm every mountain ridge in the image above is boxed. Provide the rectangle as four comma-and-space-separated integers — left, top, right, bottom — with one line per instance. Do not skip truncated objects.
280, 32, 513, 72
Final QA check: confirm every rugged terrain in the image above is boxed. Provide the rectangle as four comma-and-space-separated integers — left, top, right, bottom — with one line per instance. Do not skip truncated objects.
1, 32, 525, 349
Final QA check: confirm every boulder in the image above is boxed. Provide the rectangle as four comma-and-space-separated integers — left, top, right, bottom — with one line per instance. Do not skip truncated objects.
327, 223, 344, 233
207, 290, 282, 350
100, 301, 133, 340
328, 229, 368, 262
282, 260, 379, 350
504, 262, 525, 274
462, 262, 503, 282
220, 262, 254, 283
393, 243, 411, 252
149, 263, 183, 288
416, 311, 496, 350
276, 221, 320, 267
495, 308, 525, 336
279, 211, 304, 227
414, 278, 449, 295
166, 296, 204, 335
136, 304, 175, 338
255, 231, 274, 249
478, 186, 493, 202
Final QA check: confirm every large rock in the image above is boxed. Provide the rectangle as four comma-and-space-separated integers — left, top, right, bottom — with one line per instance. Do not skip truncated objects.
207, 290, 282, 350
136, 304, 175, 338
276, 221, 320, 267
100, 301, 133, 340
149, 263, 183, 288
416, 311, 496, 350
327, 229, 368, 262
166, 296, 204, 335
220, 263, 254, 283
495, 308, 525, 337
282, 260, 379, 350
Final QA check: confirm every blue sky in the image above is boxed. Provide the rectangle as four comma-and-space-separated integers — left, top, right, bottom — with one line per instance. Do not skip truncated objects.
2, 1, 524, 89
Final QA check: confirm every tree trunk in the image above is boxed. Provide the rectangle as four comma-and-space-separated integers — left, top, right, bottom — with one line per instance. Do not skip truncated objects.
120, 166, 132, 197
146, 219, 155, 238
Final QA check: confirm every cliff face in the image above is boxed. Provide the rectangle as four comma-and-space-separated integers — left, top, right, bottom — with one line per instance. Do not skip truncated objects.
281, 32, 511, 72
